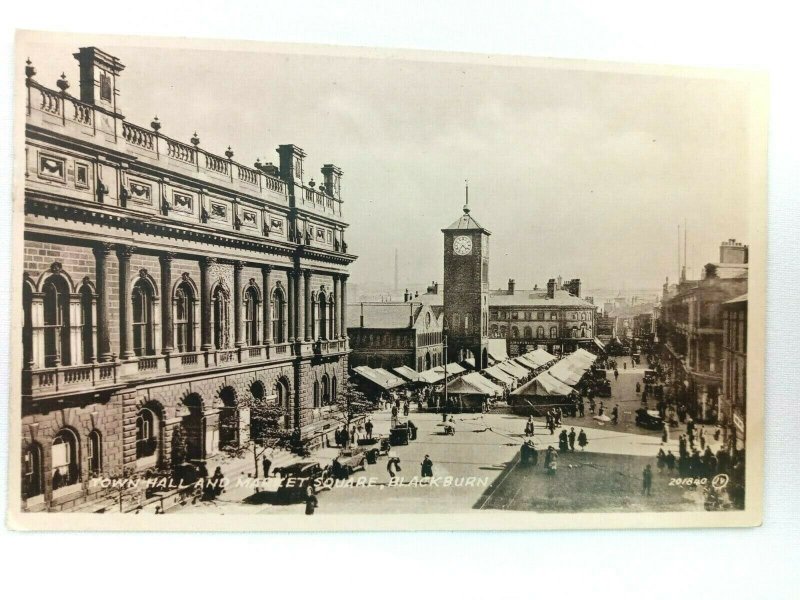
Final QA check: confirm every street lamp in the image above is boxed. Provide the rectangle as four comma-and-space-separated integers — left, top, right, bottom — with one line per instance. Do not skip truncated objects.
442, 326, 449, 413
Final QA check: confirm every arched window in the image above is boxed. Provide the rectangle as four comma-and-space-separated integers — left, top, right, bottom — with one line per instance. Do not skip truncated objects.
321, 374, 330, 405
135, 408, 158, 460
79, 283, 94, 364
51, 429, 79, 490
581, 323, 587, 337
581, 312, 586, 321
331, 375, 338, 404
550, 326, 558, 339
22, 443, 43, 500
174, 281, 196, 353
572, 326, 579, 339
88, 430, 102, 476
313, 380, 321, 408
272, 287, 286, 344
22, 280, 34, 368
212, 284, 230, 350
490, 324, 498, 337
43, 274, 71, 367
317, 292, 328, 340
537, 326, 545, 338
464, 314, 470, 333
244, 284, 260, 346
132, 279, 156, 357
523, 326, 532, 338
511, 326, 519, 339
500, 325, 507, 337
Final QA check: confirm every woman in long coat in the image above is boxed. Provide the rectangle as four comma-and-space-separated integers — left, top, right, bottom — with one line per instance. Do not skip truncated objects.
420, 455, 434, 478
577, 429, 588, 451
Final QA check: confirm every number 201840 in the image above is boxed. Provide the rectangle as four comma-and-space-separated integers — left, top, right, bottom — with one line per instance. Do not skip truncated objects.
668, 477, 707, 487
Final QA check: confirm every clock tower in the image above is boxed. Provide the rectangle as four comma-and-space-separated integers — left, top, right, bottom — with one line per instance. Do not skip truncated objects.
442, 188, 490, 369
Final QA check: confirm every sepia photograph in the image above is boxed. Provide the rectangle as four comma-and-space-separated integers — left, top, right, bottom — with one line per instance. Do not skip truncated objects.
7, 30, 767, 531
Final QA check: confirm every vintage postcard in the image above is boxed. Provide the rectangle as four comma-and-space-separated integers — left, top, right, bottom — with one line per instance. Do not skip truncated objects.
7, 30, 767, 531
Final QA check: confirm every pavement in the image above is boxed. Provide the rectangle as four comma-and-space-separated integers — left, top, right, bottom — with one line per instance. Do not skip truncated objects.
169, 363, 725, 516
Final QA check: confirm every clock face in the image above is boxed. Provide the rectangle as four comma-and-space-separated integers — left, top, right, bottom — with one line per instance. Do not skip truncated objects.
453, 235, 473, 255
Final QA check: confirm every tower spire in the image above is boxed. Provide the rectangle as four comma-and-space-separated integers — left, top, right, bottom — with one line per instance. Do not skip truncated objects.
464, 179, 470, 213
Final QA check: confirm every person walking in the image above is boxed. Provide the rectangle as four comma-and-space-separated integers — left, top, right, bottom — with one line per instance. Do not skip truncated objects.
657, 448, 666, 474
364, 419, 374, 439
666, 450, 676, 473
614, 369, 619, 381
305, 486, 319, 515
525, 417, 534, 437
662, 422, 670, 444
568, 427, 576, 452
341, 426, 350, 450
579, 399, 585, 418
387, 455, 401, 479
420, 455, 434, 480
598, 403, 605, 417
611, 404, 619, 425
559, 429, 569, 452
403, 400, 410, 417
578, 429, 588, 451
642, 464, 653, 496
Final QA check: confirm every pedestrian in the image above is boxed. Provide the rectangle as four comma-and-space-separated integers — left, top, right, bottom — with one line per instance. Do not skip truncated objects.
334, 426, 342, 448
351, 425, 358, 445
657, 448, 666, 474
544, 446, 558, 474
403, 400, 410, 417
662, 422, 669, 444
548, 417, 555, 435
642, 464, 652, 496
598, 403, 605, 417
262, 455, 272, 478
700, 428, 706, 450
623, 361, 627, 370
210, 466, 224, 499
612, 404, 619, 425
391, 404, 398, 427
341, 426, 350, 449
568, 427, 576, 451
589, 398, 596, 415
387, 455, 401, 478
666, 450, 676, 472
579, 399, 585, 418
614, 370, 619, 381
636, 382, 641, 393
559, 429, 569, 452
578, 429, 588, 451
365, 419, 374, 439
421, 455, 434, 479
525, 417, 534, 437
305, 486, 319, 515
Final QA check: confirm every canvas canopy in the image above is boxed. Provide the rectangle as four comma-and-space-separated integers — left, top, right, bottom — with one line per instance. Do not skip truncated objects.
483, 365, 516, 386
497, 360, 529, 380
488, 339, 509, 362
529, 348, 557, 364
462, 372, 504, 395
393, 365, 422, 382
352, 366, 405, 390
511, 371, 575, 397
417, 367, 445, 384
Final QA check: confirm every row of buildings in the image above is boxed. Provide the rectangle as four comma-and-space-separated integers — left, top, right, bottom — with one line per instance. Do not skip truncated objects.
20, 47, 356, 510
657, 239, 748, 448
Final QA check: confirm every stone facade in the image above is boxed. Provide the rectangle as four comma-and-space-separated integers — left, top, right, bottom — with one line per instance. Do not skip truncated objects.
18, 47, 356, 511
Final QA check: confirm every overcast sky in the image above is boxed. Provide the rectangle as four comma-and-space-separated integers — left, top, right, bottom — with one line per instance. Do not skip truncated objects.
22, 38, 760, 291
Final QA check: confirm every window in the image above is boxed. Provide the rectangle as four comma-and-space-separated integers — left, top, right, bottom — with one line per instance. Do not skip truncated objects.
22, 443, 43, 500
313, 380, 320, 408
550, 312, 557, 320
331, 376, 338, 404
316, 292, 328, 340
272, 287, 286, 343
80, 283, 94, 364
212, 284, 230, 350
523, 326, 532, 338
135, 409, 158, 460
132, 279, 156, 357
88, 430, 102, 476
23, 281, 33, 368
175, 281, 196, 353
500, 326, 507, 337
511, 326, 519, 338
329, 295, 336, 339
537, 326, 545, 338
244, 284, 260, 346
43, 275, 71, 367
537, 312, 544, 320
52, 429, 79, 490
550, 326, 557, 339
464, 314, 470, 333
321, 374, 330, 405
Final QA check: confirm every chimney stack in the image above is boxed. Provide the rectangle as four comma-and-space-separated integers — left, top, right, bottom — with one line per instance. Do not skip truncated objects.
73, 47, 125, 115
719, 239, 748, 264
277, 144, 306, 185
321, 164, 343, 200
547, 279, 556, 299
508, 278, 515, 294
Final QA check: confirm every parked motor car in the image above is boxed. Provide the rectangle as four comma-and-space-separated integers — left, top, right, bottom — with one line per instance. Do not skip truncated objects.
332, 447, 368, 478
389, 420, 418, 446
635, 408, 664, 430
276, 461, 329, 501
357, 436, 391, 464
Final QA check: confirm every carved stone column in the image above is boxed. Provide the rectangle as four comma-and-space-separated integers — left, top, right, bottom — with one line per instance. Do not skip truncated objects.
159, 252, 175, 355
262, 266, 272, 344
116, 245, 135, 359
304, 269, 313, 342
333, 275, 341, 339
233, 261, 244, 347
340, 274, 348, 339
294, 269, 304, 342
93, 243, 113, 361
200, 257, 216, 350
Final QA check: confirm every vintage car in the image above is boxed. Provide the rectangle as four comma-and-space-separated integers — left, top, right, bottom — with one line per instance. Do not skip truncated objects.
389, 420, 418, 446
332, 447, 368, 478
635, 408, 665, 430
276, 461, 329, 501
643, 370, 658, 384
594, 380, 612, 397
357, 436, 391, 464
